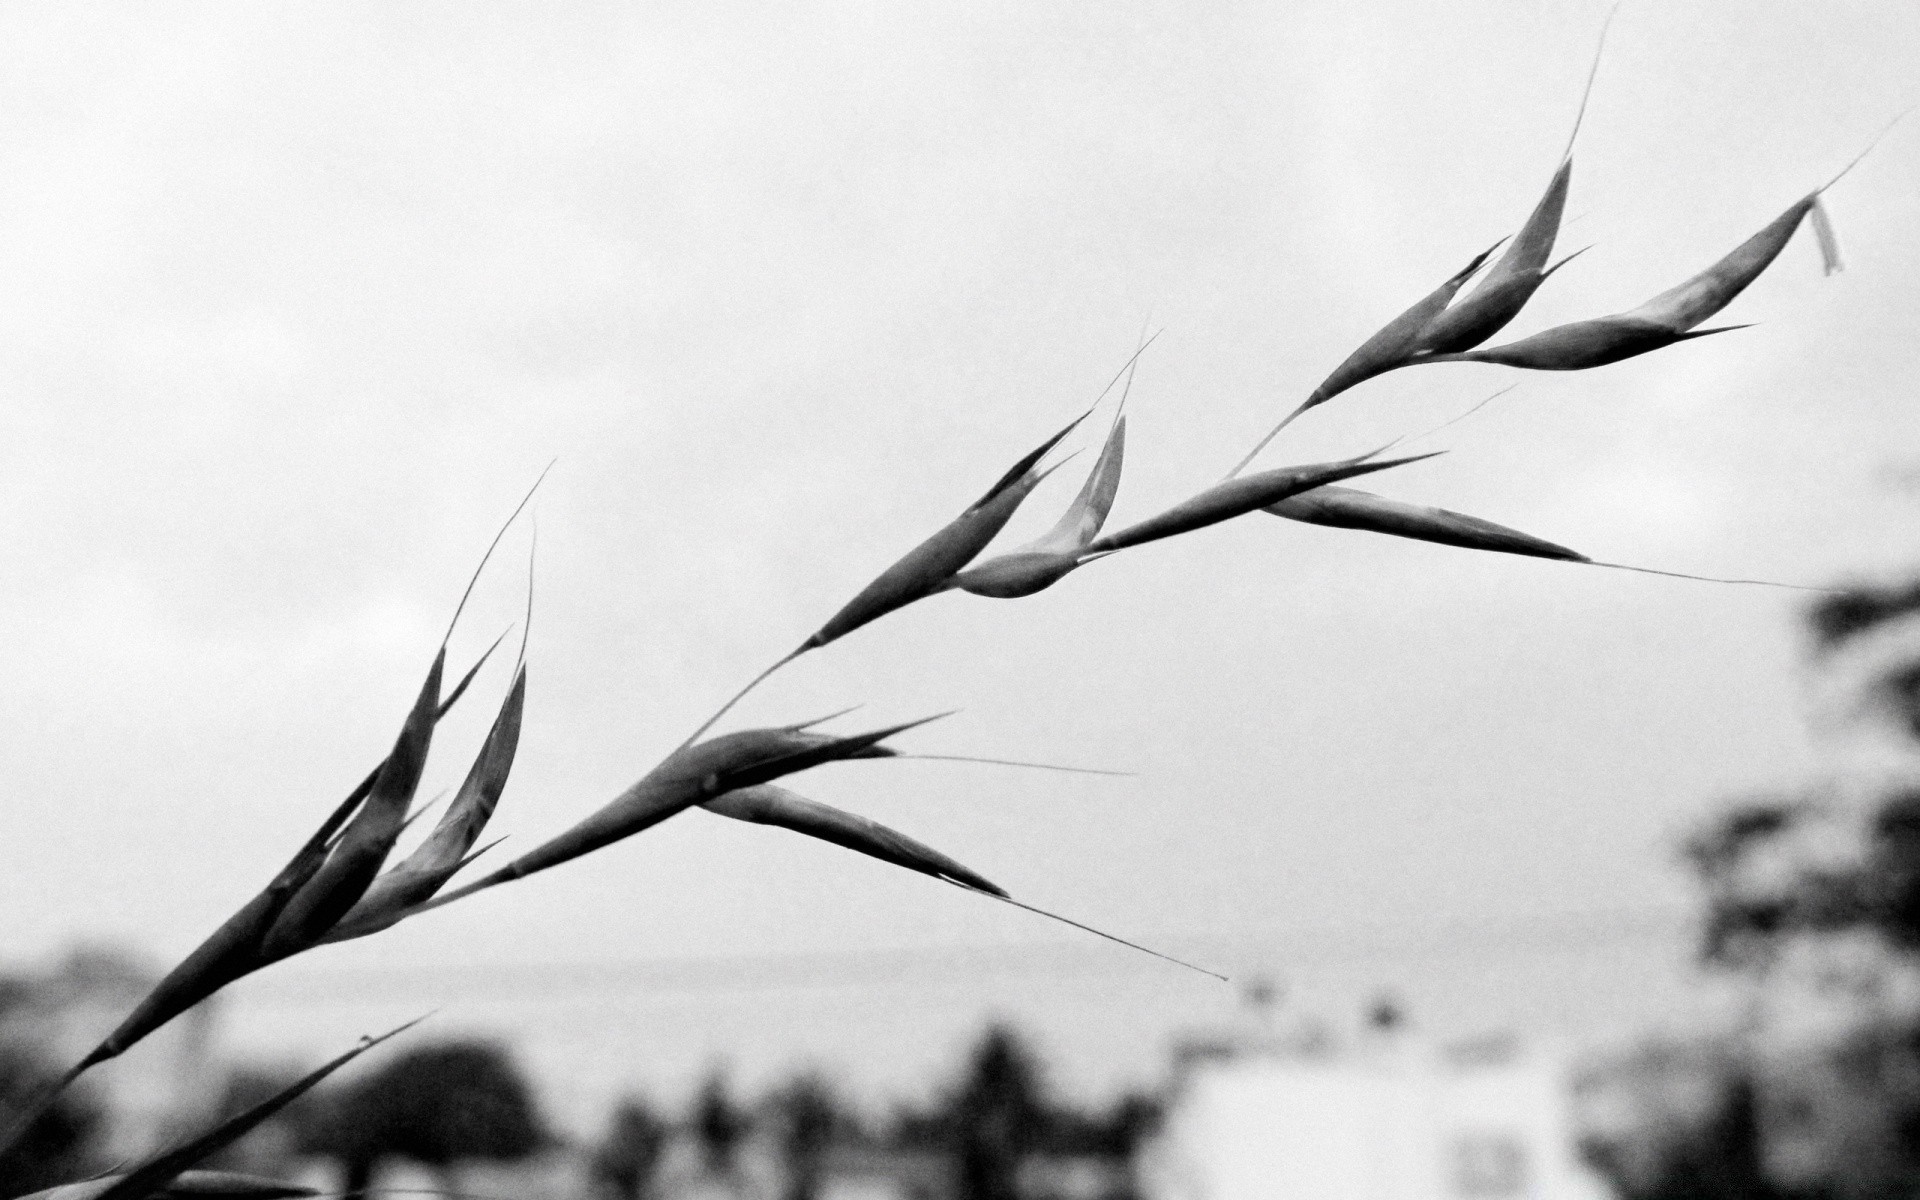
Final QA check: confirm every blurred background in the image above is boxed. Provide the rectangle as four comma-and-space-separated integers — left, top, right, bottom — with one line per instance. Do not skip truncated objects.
0, 1, 1916, 1197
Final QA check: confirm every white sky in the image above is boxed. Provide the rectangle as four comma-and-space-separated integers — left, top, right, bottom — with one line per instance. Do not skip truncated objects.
2, 0, 1916, 1133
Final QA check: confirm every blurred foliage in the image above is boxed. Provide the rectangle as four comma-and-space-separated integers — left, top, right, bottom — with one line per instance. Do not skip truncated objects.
1576, 1037, 1765, 1200
952, 1026, 1046, 1200
1809, 581, 1920, 653
1583, 572, 1920, 1200
589, 1095, 670, 1200
764, 1073, 844, 1200
0, 1041, 99, 1200
691, 1070, 746, 1177
197, 1064, 312, 1180
297, 1038, 545, 1196
877, 1024, 1156, 1200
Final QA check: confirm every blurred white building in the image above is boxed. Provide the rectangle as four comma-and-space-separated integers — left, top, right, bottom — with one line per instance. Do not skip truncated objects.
1142, 990, 1612, 1200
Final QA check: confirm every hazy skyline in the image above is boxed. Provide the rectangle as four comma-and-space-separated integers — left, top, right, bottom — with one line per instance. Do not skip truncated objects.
2, 0, 1915, 1131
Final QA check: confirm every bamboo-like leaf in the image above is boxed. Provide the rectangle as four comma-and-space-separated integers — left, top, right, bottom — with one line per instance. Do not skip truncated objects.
1422, 314, 1750, 372
1085, 451, 1442, 557
60, 653, 446, 1084
1265, 485, 1587, 561
27, 1172, 318, 1200
321, 666, 528, 943
1259, 242, 1501, 440
1029, 412, 1127, 554
1422, 191, 1824, 372
700, 787, 1225, 980
802, 415, 1085, 649
1267, 486, 1827, 588
702, 784, 1007, 896
1413, 7, 1614, 356
416, 716, 946, 910
63, 773, 377, 1082
87, 1021, 419, 1200
0, 506, 535, 1170
1411, 164, 1574, 357
259, 652, 445, 958
1625, 194, 1817, 332
949, 414, 1128, 599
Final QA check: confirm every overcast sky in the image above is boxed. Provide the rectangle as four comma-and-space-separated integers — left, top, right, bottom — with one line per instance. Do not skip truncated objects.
2, 0, 1915, 1131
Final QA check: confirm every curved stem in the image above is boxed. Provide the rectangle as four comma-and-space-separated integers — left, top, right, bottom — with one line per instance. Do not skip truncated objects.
676, 646, 809, 753
1225, 405, 1305, 480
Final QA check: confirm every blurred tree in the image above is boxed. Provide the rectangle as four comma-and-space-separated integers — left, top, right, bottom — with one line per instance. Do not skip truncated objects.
589, 1095, 669, 1200
764, 1073, 846, 1200
1581, 572, 1920, 1200
298, 1038, 545, 1198
950, 1025, 1045, 1200
1574, 1037, 1766, 1200
200, 1064, 312, 1180
0, 1038, 99, 1200
692, 1070, 746, 1178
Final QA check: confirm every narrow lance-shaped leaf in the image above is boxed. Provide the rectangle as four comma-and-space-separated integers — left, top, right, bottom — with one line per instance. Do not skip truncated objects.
801, 413, 1087, 650
699, 786, 1222, 980
948, 413, 1128, 599
38, 633, 507, 1098
1264, 485, 1588, 562
0, 504, 538, 1175
1230, 244, 1500, 475
82, 1020, 420, 1200
1086, 450, 1443, 557
681, 350, 1162, 752
1422, 190, 1829, 373
1410, 163, 1582, 356
321, 665, 528, 943
1304, 241, 1503, 405
257, 652, 445, 958
1627, 195, 1820, 331
1268, 485, 1824, 589
56, 777, 359, 1088
1411, 5, 1615, 356
409, 715, 947, 914
701, 784, 1008, 896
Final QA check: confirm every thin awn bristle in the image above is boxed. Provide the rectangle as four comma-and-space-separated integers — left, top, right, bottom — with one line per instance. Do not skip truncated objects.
1820, 108, 1909, 193
1114, 311, 1155, 417
1583, 561, 1842, 593
895, 754, 1134, 777
441, 459, 554, 647
1088, 330, 1164, 417
786, 704, 866, 732
399, 792, 447, 835
970, 888, 1229, 982
438, 626, 512, 720
1560, 0, 1621, 163
452, 836, 508, 874
1417, 383, 1518, 442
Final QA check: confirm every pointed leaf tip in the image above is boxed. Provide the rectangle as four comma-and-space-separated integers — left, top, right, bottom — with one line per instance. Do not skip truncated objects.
702, 785, 1009, 898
